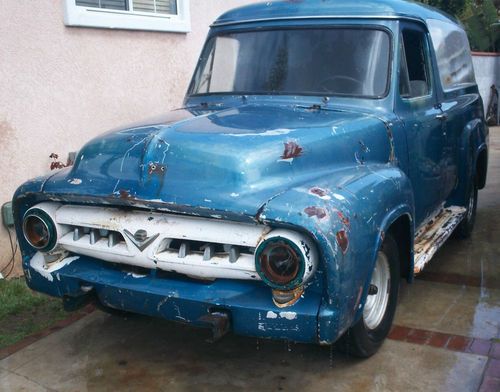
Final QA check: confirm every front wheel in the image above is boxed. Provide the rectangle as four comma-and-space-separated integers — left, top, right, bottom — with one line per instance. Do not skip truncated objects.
337, 235, 400, 358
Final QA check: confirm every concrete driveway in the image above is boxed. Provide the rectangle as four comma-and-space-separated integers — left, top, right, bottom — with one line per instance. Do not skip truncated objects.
1, 129, 499, 392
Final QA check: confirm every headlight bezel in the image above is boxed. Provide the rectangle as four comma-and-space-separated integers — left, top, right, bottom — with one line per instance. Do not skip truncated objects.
255, 235, 307, 290
22, 208, 58, 252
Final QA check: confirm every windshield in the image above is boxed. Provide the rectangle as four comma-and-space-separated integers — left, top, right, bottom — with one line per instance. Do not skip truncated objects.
189, 28, 391, 98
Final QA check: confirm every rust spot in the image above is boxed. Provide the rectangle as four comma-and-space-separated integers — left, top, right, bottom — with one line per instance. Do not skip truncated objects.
386, 124, 396, 163
304, 206, 327, 220
118, 190, 135, 200
336, 230, 349, 254
336, 211, 350, 228
310, 187, 328, 198
272, 286, 304, 308
281, 141, 303, 160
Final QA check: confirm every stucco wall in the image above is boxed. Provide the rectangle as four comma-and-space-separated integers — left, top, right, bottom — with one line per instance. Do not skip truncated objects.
0, 0, 255, 276
472, 53, 500, 114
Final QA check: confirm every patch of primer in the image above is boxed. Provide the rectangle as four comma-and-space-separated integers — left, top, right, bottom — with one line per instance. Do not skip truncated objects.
30, 253, 80, 282
279, 312, 297, 320
266, 311, 278, 319
69, 178, 82, 185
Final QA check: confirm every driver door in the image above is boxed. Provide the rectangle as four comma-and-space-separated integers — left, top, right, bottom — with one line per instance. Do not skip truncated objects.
396, 22, 447, 226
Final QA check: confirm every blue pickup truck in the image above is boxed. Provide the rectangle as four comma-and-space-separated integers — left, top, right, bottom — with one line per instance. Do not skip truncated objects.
13, 0, 488, 357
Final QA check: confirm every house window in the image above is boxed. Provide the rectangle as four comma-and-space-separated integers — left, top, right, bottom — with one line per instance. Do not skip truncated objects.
64, 0, 190, 33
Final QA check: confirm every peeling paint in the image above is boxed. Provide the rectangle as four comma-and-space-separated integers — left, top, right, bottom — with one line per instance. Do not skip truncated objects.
281, 141, 303, 161
414, 206, 466, 273
127, 272, 147, 279
304, 206, 328, 220
279, 311, 297, 320
309, 187, 331, 200
157, 297, 170, 312
266, 311, 278, 319
121, 137, 148, 172
336, 230, 349, 254
336, 211, 350, 228
30, 253, 80, 282
69, 178, 82, 185
386, 123, 396, 163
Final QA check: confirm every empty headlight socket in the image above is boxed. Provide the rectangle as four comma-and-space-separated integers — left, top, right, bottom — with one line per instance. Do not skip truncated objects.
255, 229, 318, 307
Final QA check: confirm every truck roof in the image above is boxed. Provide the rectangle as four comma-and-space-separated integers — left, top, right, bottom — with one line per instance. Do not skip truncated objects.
213, 0, 459, 27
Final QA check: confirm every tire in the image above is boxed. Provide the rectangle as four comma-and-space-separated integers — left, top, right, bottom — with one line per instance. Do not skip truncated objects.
456, 176, 478, 239
337, 234, 400, 358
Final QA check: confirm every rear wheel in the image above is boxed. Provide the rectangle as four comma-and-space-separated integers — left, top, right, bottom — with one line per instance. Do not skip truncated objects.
338, 235, 400, 358
456, 176, 478, 239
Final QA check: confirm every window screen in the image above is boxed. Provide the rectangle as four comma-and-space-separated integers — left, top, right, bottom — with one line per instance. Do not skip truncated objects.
427, 19, 476, 91
75, 0, 177, 15
76, 0, 127, 10
133, 0, 177, 14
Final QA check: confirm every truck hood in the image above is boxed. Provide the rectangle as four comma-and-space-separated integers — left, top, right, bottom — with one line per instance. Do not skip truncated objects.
43, 104, 391, 218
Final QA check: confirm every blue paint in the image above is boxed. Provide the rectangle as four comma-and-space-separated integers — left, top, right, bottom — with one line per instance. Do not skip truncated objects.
12, 0, 488, 345
214, 0, 460, 27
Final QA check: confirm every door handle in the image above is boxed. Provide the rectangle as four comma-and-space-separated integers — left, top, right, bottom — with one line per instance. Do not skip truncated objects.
436, 113, 448, 121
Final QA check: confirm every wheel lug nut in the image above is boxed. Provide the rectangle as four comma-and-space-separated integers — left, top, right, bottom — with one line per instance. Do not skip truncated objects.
368, 284, 378, 295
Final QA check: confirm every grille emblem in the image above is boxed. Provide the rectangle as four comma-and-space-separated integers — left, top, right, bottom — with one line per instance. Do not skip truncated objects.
124, 229, 159, 252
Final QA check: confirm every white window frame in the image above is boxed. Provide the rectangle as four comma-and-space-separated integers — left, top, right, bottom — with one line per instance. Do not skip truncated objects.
64, 0, 191, 33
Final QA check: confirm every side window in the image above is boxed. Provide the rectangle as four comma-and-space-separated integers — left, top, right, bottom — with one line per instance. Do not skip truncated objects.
399, 29, 431, 99
427, 19, 476, 91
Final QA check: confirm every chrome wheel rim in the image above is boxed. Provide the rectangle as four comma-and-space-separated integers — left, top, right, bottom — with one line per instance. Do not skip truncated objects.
363, 251, 390, 330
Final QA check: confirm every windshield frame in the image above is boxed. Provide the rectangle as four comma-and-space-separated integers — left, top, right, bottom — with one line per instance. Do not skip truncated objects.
187, 24, 394, 100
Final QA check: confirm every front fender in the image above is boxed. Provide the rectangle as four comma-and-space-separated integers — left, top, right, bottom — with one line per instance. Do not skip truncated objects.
258, 163, 414, 343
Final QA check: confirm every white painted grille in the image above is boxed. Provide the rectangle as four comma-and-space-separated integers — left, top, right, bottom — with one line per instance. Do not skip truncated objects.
34, 203, 271, 281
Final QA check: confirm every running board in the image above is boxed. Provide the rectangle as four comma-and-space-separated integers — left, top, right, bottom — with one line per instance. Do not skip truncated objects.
414, 206, 466, 274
